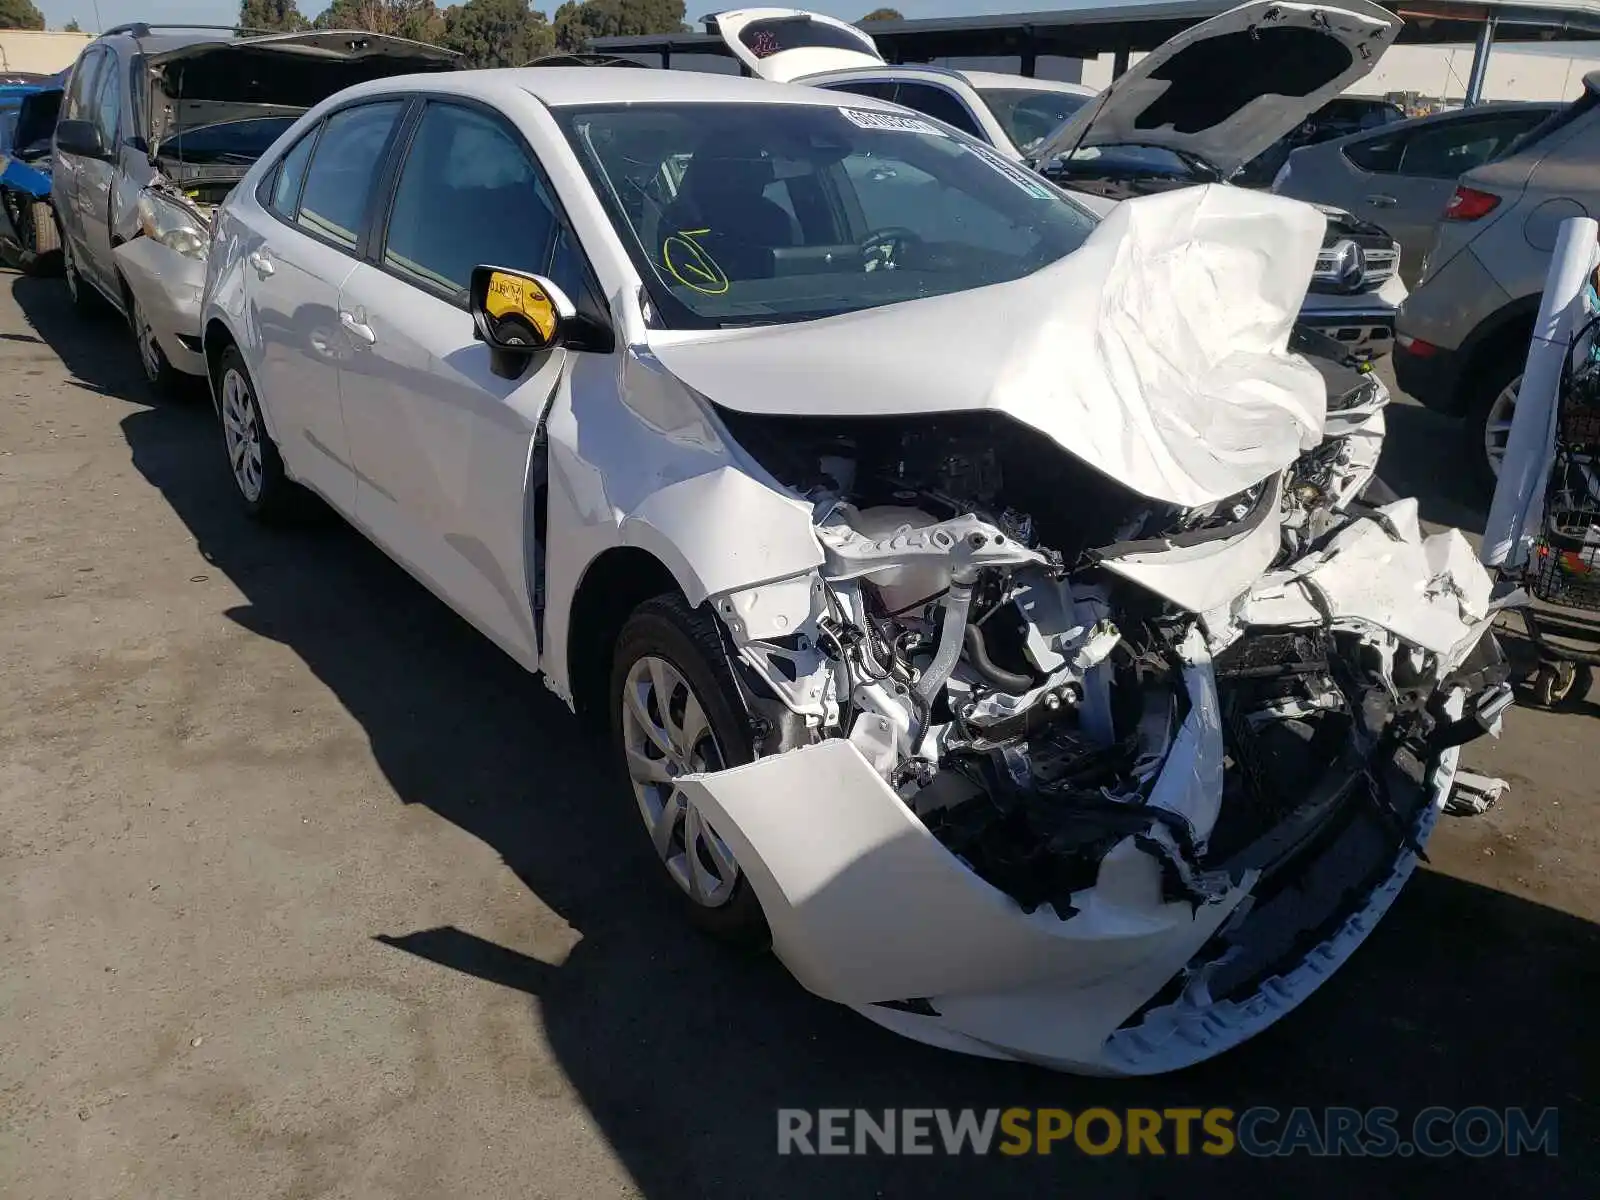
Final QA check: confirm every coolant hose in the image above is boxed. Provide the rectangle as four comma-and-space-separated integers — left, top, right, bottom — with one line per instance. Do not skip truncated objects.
914, 578, 975, 709
962, 624, 1035, 695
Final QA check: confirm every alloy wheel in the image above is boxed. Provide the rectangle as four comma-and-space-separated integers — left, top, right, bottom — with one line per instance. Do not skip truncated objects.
220, 368, 264, 503
1484, 375, 1520, 480
619, 653, 741, 908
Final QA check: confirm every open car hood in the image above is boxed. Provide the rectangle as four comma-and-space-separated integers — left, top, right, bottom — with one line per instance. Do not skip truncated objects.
649, 184, 1328, 509
1030, 0, 1398, 179
146, 31, 458, 143
707, 7, 885, 82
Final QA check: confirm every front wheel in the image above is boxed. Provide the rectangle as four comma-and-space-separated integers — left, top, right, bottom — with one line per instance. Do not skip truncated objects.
61, 233, 104, 315
610, 594, 768, 947
130, 289, 182, 394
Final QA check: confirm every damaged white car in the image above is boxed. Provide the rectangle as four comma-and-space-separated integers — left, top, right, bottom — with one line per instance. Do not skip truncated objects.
50, 25, 456, 390
202, 65, 1512, 1074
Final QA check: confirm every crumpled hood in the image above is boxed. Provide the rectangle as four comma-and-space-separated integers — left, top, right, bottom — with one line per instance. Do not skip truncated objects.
1031, 0, 1398, 180
649, 185, 1329, 508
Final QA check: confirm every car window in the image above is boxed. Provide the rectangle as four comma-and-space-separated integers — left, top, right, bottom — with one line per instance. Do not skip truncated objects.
61, 48, 102, 122
1502, 93, 1595, 158
268, 128, 318, 218
976, 88, 1090, 157
1343, 132, 1405, 174
295, 101, 404, 250
0, 101, 19, 152
1399, 114, 1550, 179
819, 80, 897, 102
559, 101, 1096, 330
381, 102, 558, 297
90, 54, 119, 144
888, 83, 986, 139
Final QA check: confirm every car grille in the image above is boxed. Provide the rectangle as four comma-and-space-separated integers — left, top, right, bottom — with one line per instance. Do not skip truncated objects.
1312, 243, 1399, 291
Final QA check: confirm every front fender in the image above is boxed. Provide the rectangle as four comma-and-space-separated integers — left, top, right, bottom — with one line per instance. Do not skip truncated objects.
619, 466, 822, 606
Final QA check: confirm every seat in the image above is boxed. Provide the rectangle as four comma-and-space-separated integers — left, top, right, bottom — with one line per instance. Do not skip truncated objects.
659, 142, 800, 281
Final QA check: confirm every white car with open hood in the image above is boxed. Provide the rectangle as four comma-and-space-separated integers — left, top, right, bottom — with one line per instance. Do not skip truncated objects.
709, 2, 1410, 359
201, 64, 1513, 1074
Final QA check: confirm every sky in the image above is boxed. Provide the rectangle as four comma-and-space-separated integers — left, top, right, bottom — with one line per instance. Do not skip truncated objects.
33, 0, 1098, 35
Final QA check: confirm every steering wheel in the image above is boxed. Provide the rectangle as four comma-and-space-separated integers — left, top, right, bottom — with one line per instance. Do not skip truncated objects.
861, 226, 922, 272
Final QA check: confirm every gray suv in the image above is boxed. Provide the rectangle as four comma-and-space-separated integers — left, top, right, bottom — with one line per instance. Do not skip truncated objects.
1395, 72, 1600, 494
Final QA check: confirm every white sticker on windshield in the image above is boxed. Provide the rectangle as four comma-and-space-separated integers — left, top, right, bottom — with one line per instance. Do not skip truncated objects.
838, 107, 948, 137
964, 143, 1055, 200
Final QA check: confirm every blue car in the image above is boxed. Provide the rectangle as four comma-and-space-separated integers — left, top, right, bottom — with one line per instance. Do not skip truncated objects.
0, 70, 67, 273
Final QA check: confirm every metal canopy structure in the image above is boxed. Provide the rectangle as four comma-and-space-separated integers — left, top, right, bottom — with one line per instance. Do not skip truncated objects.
591, 1, 1600, 102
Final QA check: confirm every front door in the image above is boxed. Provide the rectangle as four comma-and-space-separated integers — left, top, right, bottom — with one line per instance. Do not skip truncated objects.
335, 100, 590, 668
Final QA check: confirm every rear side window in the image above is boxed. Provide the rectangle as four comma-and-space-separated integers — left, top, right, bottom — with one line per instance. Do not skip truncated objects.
889, 82, 985, 139
296, 101, 404, 249
1343, 132, 1405, 174
268, 129, 317, 218
381, 102, 557, 297
1399, 113, 1550, 179
821, 80, 897, 102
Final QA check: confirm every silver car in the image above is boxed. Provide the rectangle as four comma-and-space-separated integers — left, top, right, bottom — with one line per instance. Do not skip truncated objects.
1274, 100, 1558, 286
1394, 75, 1600, 493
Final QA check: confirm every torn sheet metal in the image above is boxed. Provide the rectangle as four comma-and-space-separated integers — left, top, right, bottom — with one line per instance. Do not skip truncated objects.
1238, 498, 1493, 661
649, 184, 1328, 508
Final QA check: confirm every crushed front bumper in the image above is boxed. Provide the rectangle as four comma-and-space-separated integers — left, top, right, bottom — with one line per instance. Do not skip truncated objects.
112, 237, 207, 377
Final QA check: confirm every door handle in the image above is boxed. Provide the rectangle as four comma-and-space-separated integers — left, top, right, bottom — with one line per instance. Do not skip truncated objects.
1365, 193, 1397, 208
339, 309, 376, 345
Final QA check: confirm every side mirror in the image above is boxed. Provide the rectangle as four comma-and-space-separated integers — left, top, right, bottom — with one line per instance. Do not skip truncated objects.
55, 118, 108, 159
470, 266, 575, 380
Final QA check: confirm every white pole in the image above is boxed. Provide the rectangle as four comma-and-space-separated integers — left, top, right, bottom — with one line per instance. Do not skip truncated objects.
1480, 216, 1598, 569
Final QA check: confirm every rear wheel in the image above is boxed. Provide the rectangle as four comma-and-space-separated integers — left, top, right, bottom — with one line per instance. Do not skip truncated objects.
610, 594, 768, 947
217, 347, 298, 522
1465, 362, 1521, 501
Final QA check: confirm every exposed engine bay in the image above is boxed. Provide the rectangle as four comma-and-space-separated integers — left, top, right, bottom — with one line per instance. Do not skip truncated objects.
693, 334, 1510, 1047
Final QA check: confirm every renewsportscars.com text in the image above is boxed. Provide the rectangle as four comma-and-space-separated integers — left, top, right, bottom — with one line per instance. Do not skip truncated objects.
776, 1106, 1559, 1158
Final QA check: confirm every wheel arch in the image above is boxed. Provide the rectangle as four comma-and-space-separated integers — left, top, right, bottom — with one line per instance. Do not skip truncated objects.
1460, 294, 1542, 399
564, 545, 685, 734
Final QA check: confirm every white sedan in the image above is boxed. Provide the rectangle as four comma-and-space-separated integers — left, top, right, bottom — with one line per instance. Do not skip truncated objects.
200, 64, 1510, 1074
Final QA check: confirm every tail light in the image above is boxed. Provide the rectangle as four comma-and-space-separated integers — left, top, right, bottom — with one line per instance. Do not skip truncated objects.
1444, 186, 1501, 221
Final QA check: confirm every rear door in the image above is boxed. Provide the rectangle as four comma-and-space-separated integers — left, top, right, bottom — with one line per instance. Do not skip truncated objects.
1339, 109, 1552, 284
243, 98, 408, 516
711, 8, 884, 82
335, 98, 597, 668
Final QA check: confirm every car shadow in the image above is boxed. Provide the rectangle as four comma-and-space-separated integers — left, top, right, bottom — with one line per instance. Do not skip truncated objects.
13, 273, 1593, 1198
1377, 400, 1488, 532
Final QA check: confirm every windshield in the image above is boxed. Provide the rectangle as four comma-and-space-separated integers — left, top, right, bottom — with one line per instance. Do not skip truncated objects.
976, 87, 1090, 156
556, 101, 1096, 329
156, 116, 302, 164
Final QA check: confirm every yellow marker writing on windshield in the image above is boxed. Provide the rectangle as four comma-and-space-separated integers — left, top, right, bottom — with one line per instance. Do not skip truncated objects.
662, 229, 730, 295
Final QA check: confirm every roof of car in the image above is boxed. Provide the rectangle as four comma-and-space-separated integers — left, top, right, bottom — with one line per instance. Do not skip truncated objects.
347, 65, 902, 109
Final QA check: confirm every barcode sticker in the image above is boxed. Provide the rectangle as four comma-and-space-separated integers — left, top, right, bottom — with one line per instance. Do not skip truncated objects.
838, 108, 948, 137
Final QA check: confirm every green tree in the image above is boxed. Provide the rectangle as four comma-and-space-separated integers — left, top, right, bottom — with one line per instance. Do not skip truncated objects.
552, 0, 685, 53
315, 0, 445, 42
63, 17, 83, 31
859, 7, 902, 19
239, 0, 309, 32
441, 0, 553, 67
0, 0, 46, 31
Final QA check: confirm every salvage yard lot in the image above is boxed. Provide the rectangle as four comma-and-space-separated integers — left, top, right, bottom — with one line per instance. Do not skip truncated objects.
1, 264, 1596, 1199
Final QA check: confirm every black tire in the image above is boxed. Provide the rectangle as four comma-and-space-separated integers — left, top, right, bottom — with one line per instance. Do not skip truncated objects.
609, 593, 769, 948
1531, 661, 1592, 710
1464, 358, 1521, 502
215, 346, 301, 522
60, 232, 105, 315
127, 283, 184, 396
